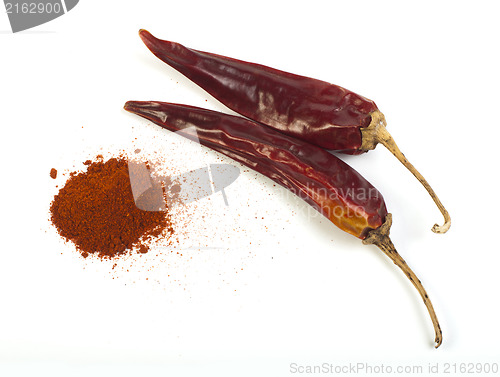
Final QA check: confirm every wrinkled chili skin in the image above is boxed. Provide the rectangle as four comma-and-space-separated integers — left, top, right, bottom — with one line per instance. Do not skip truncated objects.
139, 30, 378, 154
125, 100, 387, 239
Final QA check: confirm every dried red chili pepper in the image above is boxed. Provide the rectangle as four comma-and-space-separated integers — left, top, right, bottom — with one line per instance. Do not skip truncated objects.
138, 30, 450, 234
124, 100, 443, 348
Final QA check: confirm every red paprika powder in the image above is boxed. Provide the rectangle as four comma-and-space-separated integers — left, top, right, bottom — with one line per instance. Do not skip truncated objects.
50, 156, 173, 259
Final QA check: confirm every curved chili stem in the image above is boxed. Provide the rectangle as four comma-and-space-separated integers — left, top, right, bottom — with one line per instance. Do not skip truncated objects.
363, 214, 443, 348
361, 112, 451, 234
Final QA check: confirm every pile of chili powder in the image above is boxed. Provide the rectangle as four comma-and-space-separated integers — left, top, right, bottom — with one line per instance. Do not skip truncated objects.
50, 156, 173, 259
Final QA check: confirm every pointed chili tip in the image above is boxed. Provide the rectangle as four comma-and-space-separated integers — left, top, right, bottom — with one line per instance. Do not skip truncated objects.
138, 29, 154, 44
123, 101, 137, 113
138, 29, 159, 52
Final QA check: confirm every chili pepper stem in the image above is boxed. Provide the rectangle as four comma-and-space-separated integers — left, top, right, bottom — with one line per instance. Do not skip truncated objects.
363, 214, 443, 348
361, 112, 451, 234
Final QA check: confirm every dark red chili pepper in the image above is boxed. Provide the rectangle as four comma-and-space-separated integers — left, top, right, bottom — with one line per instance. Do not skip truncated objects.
138, 30, 450, 234
124, 100, 443, 348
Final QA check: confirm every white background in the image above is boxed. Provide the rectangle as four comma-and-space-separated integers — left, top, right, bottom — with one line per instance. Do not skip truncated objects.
1, 1, 499, 376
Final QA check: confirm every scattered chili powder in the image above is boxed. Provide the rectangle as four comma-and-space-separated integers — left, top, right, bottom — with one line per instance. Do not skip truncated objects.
50, 156, 173, 259
50, 168, 57, 179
